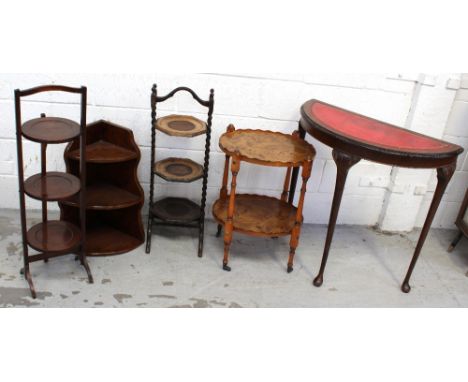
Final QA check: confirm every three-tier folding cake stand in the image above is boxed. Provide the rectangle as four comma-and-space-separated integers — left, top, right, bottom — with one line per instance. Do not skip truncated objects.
146, 85, 214, 257
15, 85, 93, 298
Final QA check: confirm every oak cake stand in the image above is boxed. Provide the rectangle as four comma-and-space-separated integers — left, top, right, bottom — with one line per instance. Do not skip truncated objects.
146, 85, 214, 257
213, 125, 315, 272
59, 120, 144, 256
14, 85, 93, 298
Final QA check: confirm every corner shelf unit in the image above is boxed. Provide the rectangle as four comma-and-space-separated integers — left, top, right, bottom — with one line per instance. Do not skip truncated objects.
59, 120, 145, 256
14, 85, 93, 299
146, 85, 214, 257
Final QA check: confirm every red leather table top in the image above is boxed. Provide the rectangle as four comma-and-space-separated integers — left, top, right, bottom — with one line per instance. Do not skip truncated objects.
301, 100, 463, 162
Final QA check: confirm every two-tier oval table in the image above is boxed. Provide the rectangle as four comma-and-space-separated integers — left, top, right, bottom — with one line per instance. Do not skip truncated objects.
290, 99, 464, 293
213, 125, 316, 272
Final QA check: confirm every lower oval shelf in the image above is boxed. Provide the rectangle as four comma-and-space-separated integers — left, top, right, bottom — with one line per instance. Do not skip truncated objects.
27, 220, 81, 253
213, 194, 298, 237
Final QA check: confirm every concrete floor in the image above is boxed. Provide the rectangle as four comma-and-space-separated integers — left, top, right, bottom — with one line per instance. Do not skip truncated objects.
0, 208, 467, 308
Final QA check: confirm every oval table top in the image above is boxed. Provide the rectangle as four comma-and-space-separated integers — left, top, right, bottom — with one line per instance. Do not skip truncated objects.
219, 129, 315, 167
301, 99, 463, 168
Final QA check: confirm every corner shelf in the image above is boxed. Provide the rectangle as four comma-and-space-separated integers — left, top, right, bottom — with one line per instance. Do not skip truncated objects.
67, 140, 138, 163
60, 120, 145, 256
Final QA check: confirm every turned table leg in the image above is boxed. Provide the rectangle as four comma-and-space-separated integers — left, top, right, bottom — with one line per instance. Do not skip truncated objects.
401, 163, 456, 293
287, 160, 312, 273
222, 155, 240, 271
217, 153, 231, 238
313, 149, 360, 287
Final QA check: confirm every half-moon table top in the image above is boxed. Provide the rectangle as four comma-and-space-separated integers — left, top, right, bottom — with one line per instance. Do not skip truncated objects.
301, 99, 463, 168
219, 129, 315, 167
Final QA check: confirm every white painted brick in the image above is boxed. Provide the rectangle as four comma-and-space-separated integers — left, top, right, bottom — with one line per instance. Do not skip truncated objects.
0, 161, 14, 175
444, 100, 468, 137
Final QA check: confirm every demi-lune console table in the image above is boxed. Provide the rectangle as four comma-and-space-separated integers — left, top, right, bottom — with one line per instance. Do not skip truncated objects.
290, 99, 463, 293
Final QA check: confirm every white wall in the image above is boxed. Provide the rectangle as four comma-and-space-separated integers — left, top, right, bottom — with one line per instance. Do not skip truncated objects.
0, 73, 466, 231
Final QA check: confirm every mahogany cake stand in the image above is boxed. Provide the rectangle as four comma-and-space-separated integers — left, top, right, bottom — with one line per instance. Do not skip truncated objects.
213, 125, 315, 272
290, 99, 464, 293
14, 85, 93, 298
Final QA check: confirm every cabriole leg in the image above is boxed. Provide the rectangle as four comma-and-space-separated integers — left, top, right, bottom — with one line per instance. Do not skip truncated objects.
313, 150, 360, 287
401, 163, 456, 293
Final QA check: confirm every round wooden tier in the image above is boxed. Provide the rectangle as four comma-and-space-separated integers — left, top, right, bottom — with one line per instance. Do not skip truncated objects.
154, 157, 204, 183
22, 117, 80, 144
151, 197, 201, 223
213, 194, 298, 236
24, 172, 80, 201
156, 115, 206, 137
219, 129, 316, 167
27, 220, 81, 253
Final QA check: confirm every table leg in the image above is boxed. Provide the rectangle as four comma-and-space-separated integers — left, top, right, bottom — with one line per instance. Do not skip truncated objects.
313, 149, 360, 287
447, 230, 462, 253
288, 123, 306, 204
217, 153, 231, 238
287, 160, 312, 273
223, 155, 240, 271
401, 163, 456, 293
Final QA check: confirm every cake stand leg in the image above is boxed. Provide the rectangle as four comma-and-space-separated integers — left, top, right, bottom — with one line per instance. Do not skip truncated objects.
287, 160, 312, 273
222, 155, 240, 272
401, 163, 455, 293
24, 265, 36, 299
145, 213, 153, 254
198, 218, 205, 258
313, 150, 360, 287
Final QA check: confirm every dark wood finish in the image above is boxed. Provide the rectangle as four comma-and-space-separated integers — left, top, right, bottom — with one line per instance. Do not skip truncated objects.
151, 197, 201, 223
156, 114, 207, 137
146, 85, 214, 258
313, 150, 360, 287
448, 188, 468, 252
24, 172, 81, 201
15, 85, 93, 298
67, 140, 137, 163
60, 120, 144, 256
154, 157, 204, 183
22, 117, 80, 143
214, 126, 315, 272
61, 183, 141, 210
296, 99, 464, 293
27, 221, 81, 253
